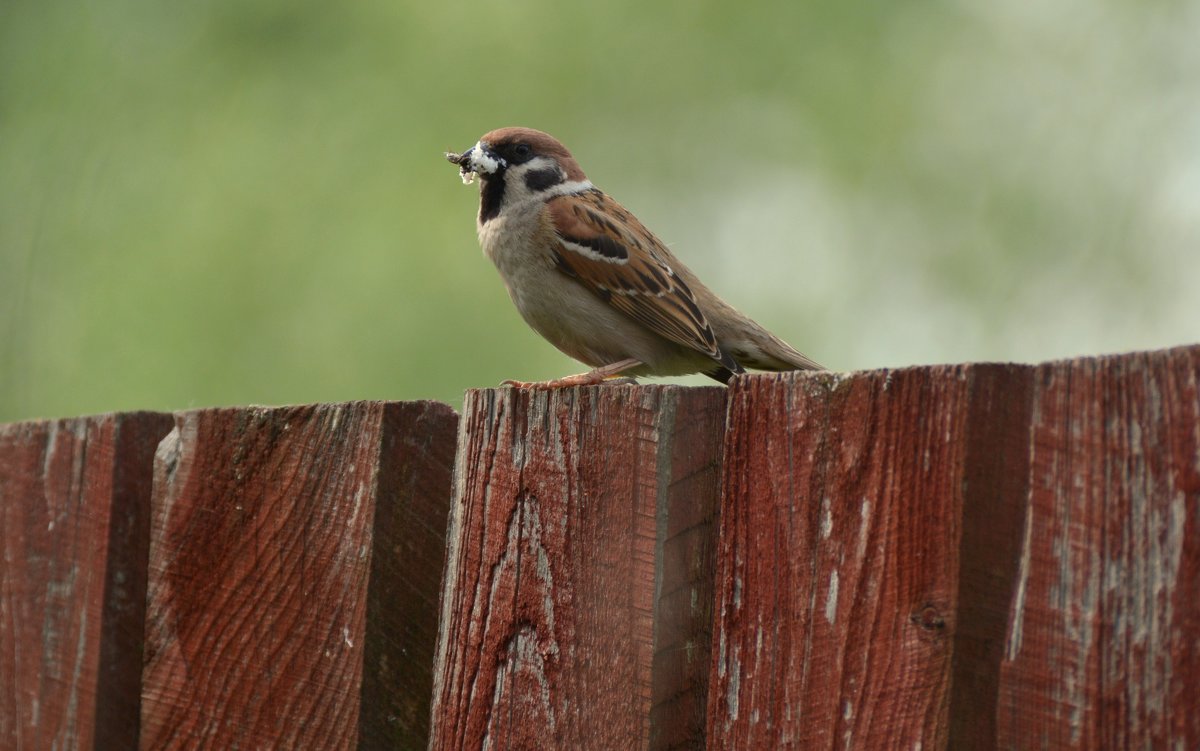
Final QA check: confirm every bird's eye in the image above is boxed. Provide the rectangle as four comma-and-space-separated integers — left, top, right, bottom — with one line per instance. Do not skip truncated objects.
512, 143, 532, 159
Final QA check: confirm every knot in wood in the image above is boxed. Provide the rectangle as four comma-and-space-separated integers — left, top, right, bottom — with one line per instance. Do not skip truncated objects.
912, 604, 946, 632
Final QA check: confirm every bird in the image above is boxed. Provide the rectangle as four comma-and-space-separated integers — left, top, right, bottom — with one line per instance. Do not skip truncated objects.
445, 127, 822, 388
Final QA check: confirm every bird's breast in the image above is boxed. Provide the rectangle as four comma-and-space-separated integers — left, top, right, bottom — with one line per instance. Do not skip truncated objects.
477, 204, 557, 280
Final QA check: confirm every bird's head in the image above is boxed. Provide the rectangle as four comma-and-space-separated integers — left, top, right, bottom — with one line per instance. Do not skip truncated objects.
446, 127, 590, 222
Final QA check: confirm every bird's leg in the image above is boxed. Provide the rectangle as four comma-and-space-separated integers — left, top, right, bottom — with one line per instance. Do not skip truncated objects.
502, 359, 643, 389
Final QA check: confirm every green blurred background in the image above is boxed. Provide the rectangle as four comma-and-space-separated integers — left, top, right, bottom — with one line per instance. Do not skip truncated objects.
2, 0, 1197, 422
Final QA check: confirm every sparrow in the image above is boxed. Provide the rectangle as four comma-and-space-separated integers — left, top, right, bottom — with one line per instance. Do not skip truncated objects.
446, 127, 822, 387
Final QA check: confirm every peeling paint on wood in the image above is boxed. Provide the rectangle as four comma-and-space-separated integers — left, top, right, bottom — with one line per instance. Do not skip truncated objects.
707, 365, 1034, 749
1, 412, 172, 749
997, 347, 1200, 749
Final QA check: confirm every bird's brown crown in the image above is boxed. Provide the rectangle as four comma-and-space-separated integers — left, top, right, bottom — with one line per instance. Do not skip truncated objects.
479, 127, 588, 182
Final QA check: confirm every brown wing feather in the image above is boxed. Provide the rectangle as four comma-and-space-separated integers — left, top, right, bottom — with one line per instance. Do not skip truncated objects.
547, 191, 738, 372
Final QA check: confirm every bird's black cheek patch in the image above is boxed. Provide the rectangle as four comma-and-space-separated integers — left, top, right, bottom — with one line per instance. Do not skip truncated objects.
524, 167, 564, 192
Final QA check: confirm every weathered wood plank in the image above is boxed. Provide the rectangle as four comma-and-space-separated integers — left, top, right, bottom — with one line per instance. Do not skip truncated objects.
139, 401, 457, 750
708, 365, 1034, 750
359, 401, 459, 749
429, 385, 726, 751
0, 412, 172, 750
998, 346, 1200, 748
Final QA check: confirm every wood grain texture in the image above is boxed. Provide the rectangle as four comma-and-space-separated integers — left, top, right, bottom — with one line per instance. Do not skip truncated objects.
359, 401, 459, 749
708, 365, 1034, 750
139, 401, 457, 750
998, 345, 1200, 749
1, 412, 172, 750
429, 385, 725, 751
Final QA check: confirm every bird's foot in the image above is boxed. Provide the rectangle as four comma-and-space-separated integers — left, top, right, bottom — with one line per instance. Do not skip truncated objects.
500, 359, 642, 389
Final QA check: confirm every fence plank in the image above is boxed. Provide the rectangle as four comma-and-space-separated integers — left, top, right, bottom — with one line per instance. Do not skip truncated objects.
139, 401, 457, 750
359, 401, 459, 748
708, 365, 1034, 749
429, 385, 726, 751
998, 346, 1200, 748
0, 412, 173, 750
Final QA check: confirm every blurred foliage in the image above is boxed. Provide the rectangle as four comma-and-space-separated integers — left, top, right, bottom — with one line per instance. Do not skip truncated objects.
2, 0, 1197, 421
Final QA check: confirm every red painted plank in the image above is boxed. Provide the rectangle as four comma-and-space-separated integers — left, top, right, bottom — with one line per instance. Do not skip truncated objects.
998, 346, 1200, 748
429, 385, 725, 751
139, 401, 457, 750
708, 365, 1033, 749
359, 401, 459, 748
0, 412, 172, 750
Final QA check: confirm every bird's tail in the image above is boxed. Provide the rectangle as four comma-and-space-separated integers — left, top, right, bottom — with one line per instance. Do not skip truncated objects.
718, 318, 823, 372
744, 331, 823, 371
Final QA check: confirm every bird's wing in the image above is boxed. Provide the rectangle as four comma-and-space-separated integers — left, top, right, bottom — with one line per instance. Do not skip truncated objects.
546, 190, 739, 373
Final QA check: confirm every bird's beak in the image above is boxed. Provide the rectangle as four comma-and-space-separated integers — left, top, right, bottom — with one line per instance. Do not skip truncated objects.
444, 141, 505, 185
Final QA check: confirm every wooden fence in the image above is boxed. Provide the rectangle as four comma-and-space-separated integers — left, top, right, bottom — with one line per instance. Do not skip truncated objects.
1, 345, 1197, 749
